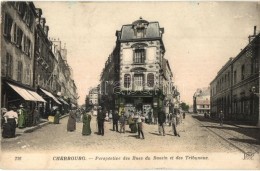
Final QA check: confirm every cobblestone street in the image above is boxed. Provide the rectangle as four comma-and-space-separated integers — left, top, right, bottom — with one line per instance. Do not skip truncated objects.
2, 113, 259, 153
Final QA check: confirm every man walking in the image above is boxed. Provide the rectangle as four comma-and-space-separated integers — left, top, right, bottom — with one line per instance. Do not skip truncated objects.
112, 110, 119, 132
119, 114, 126, 133
97, 107, 105, 136
172, 114, 180, 137
158, 109, 166, 136
219, 110, 224, 126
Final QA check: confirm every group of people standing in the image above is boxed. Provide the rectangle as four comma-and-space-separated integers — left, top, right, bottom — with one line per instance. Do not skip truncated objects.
1, 104, 41, 138
66, 108, 92, 136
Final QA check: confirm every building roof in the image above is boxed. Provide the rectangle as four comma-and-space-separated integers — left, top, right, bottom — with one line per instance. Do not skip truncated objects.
120, 22, 161, 40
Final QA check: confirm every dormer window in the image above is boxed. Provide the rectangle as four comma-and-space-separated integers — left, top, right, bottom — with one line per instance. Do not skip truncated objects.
132, 17, 149, 38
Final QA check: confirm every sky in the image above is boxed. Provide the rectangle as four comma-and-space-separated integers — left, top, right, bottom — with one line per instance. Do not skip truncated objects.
34, 1, 260, 106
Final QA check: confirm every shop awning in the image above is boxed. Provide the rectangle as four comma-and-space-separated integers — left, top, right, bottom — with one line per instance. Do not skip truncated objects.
27, 90, 46, 103
7, 83, 46, 102
58, 97, 69, 105
40, 88, 61, 105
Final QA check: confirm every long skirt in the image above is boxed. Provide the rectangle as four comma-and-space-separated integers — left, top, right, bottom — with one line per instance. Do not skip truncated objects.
2, 118, 16, 138
129, 123, 137, 133
82, 121, 91, 135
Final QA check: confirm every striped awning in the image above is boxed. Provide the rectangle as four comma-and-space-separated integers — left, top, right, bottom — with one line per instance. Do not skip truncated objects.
7, 83, 46, 103
40, 88, 61, 105
58, 97, 69, 105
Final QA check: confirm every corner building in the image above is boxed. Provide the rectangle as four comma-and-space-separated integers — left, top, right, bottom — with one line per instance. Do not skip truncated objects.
100, 18, 175, 116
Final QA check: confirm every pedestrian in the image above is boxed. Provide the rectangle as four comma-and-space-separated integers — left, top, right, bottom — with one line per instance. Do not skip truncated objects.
183, 112, 186, 119
148, 109, 152, 124
137, 115, 145, 139
54, 109, 61, 124
2, 106, 18, 138
219, 110, 224, 126
82, 110, 92, 135
119, 114, 126, 133
109, 110, 113, 122
17, 104, 26, 129
67, 110, 77, 132
32, 105, 40, 126
112, 110, 119, 132
168, 113, 173, 126
158, 109, 166, 136
153, 108, 158, 125
128, 114, 137, 133
97, 107, 105, 136
1, 108, 7, 129
76, 109, 81, 123
172, 114, 180, 137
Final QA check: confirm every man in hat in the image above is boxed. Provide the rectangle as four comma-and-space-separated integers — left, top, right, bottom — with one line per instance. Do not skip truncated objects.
17, 104, 26, 129
97, 106, 105, 136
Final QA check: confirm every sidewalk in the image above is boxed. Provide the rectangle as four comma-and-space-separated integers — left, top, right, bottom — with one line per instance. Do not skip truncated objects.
225, 121, 260, 129
16, 114, 69, 134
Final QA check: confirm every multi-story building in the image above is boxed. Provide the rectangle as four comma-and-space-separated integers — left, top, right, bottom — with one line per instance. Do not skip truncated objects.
99, 18, 178, 116
89, 87, 99, 107
193, 87, 210, 114
1, 2, 78, 120
1, 2, 46, 114
210, 27, 259, 125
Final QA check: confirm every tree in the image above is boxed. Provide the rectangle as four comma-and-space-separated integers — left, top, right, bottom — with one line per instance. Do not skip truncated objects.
180, 102, 189, 112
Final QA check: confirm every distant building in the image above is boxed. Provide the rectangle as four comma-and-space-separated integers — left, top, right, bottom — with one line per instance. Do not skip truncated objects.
193, 87, 210, 114
210, 27, 259, 125
89, 87, 99, 107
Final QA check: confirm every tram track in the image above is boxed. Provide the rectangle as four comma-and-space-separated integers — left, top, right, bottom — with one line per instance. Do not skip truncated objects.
192, 114, 260, 154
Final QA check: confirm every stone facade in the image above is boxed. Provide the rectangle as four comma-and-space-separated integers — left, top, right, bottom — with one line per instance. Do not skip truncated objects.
99, 18, 178, 116
210, 29, 259, 124
193, 87, 210, 114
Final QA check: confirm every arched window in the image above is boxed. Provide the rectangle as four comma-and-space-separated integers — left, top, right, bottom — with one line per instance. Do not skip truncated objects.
124, 74, 131, 88
147, 73, 154, 87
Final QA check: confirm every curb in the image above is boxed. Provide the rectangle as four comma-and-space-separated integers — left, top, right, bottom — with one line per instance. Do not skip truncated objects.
23, 114, 69, 133
208, 117, 259, 129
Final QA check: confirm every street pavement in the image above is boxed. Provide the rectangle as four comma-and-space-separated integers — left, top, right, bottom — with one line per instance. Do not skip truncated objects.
1, 113, 260, 153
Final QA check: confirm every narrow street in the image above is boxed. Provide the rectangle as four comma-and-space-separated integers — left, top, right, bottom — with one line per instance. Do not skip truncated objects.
2, 113, 259, 153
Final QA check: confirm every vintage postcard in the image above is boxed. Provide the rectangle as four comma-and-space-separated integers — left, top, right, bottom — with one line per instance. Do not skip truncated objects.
1, 1, 260, 170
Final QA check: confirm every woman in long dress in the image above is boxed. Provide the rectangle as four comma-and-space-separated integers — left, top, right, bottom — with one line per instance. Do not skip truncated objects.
82, 111, 91, 136
67, 110, 76, 131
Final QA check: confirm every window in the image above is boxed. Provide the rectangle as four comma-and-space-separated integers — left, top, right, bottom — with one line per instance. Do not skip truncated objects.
234, 70, 237, 84
134, 75, 143, 91
17, 61, 23, 82
124, 74, 131, 88
134, 49, 145, 63
147, 73, 154, 87
6, 53, 13, 78
241, 65, 245, 80
13, 24, 23, 48
136, 28, 144, 38
3, 13, 13, 40
26, 66, 30, 85
23, 36, 31, 56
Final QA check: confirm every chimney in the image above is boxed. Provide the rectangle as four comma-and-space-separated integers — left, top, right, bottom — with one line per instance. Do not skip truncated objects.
40, 18, 46, 28
254, 25, 257, 36
44, 26, 49, 37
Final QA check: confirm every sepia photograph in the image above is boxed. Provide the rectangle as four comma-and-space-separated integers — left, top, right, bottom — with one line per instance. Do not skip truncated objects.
1, 1, 260, 169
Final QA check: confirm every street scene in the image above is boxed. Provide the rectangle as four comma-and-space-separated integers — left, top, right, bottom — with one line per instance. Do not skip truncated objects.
1, 1, 260, 170
1, 113, 260, 154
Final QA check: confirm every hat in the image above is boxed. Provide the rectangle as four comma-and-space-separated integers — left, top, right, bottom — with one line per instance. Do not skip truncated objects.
1, 108, 7, 113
